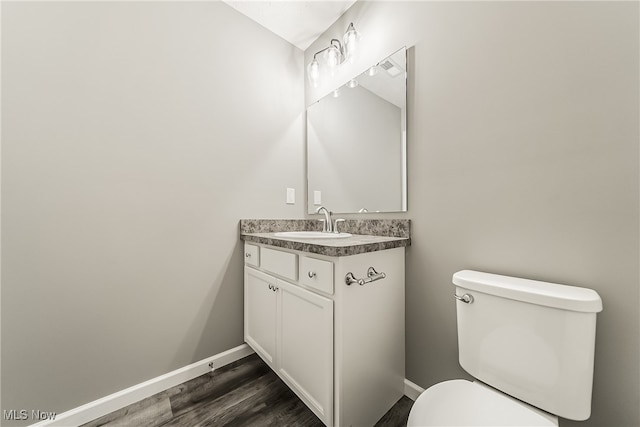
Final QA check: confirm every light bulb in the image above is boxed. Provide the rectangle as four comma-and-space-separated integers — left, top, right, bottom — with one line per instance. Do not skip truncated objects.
346, 79, 359, 89
308, 59, 319, 87
332, 88, 341, 98
367, 66, 378, 77
343, 23, 360, 61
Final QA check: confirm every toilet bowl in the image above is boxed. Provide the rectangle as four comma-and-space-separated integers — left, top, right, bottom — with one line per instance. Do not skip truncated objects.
407, 270, 602, 427
407, 379, 558, 427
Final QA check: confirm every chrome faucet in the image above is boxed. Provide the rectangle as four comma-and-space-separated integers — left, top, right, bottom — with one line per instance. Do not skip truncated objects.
316, 206, 333, 233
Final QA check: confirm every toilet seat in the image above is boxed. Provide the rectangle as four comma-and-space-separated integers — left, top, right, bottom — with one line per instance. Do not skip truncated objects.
407, 379, 558, 427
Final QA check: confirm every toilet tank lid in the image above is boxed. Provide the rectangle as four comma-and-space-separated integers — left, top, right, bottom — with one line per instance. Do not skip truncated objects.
453, 270, 603, 313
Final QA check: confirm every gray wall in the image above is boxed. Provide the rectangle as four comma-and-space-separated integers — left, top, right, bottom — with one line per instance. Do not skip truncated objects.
306, 2, 639, 426
1, 2, 304, 424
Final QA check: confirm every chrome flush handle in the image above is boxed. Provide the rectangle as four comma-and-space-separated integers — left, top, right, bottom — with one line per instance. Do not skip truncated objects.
454, 293, 474, 304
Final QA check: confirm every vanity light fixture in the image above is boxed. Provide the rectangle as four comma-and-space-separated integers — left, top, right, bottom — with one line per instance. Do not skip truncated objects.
307, 22, 361, 87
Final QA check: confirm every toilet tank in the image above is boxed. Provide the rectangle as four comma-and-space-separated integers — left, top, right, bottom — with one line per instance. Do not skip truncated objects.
453, 270, 603, 421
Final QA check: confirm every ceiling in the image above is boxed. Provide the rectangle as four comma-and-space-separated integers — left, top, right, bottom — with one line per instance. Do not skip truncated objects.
222, 0, 357, 50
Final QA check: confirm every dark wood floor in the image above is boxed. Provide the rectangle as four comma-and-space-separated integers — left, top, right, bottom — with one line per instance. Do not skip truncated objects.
82, 353, 413, 427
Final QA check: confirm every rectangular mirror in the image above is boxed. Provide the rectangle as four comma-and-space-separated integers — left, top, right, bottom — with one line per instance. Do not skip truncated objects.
307, 47, 407, 214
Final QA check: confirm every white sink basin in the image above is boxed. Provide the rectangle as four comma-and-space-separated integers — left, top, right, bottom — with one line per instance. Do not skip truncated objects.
274, 231, 352, 239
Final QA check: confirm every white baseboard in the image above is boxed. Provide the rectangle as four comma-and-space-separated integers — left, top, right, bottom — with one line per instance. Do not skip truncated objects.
30, 344, 255, 427
31, 344, 424, 427
404, 378, 425, 401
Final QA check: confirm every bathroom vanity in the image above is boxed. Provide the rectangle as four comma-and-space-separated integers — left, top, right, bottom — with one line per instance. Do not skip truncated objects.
240, 219, 410, 427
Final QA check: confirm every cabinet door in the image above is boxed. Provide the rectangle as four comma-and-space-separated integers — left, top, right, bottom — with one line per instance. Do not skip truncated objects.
244, 267, 278, 367
277, 279, 333, 426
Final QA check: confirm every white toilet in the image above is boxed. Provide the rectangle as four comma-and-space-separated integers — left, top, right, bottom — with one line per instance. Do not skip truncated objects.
408, 270, 603, 427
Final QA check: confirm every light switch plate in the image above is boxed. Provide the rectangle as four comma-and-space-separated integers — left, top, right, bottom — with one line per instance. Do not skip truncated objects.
314, 190, 322, 205
286, 188, 295, 204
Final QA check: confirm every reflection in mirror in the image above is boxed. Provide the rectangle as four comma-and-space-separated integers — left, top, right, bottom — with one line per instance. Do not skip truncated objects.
307, 47, 407, 214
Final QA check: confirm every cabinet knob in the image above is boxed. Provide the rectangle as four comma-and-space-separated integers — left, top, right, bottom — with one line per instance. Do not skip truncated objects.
308, 271, 316, 278
245, 253, 251, 258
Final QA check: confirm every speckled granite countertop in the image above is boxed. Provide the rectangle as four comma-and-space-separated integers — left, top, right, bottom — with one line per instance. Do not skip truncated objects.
240, 219, 410, 257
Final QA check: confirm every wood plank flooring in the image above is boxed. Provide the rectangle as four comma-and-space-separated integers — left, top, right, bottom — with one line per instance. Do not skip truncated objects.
81, 353, 413, 427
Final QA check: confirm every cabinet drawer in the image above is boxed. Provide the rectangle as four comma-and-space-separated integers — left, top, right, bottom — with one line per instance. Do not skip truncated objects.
244, 243, 260, 267
299, 256, 334, 294
261, 247, 298, 281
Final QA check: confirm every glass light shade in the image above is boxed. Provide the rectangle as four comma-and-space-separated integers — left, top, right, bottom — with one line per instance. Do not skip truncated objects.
343, 23, 360, 61
308, 59, 320, 87
332, 88, 341, 98
367, 66, 378, 76
346, 79, 359, 89
326, 46, 341, 68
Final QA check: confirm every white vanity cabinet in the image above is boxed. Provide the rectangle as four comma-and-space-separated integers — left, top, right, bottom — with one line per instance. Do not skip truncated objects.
277, 278, 333, 422
244, 245, 333, 424
243, 241, 405, 427
244, 267, 278, 366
